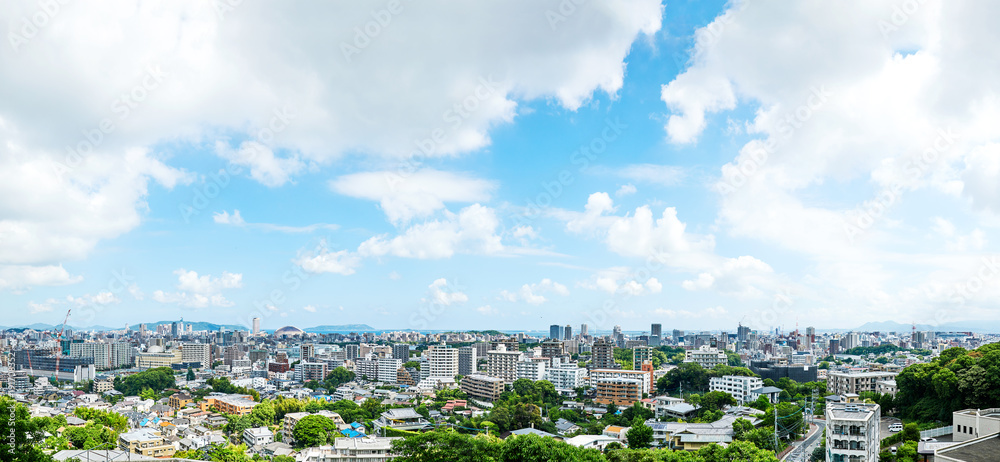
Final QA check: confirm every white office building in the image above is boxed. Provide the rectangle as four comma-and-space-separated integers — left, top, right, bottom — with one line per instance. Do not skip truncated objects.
684, 345, 727, 369
182, 343, 212, 369
427, 345, 459, 379
546, 365, 587, 394
709, 375, 764, 404
516, 360, 547, 381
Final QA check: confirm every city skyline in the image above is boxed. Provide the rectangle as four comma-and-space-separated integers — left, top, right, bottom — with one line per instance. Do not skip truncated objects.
4, 1, 1000, 332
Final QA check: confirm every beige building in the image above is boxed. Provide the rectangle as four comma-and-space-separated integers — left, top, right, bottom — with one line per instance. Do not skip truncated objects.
487, 344, 522, 384
828, 371, 897, 396
461, 374, 505, 402
203, 394, 257, 416
594, 377, 642, 406
136, 349, 183, 369
589, 369, 653, 396
118, 428, 175, 458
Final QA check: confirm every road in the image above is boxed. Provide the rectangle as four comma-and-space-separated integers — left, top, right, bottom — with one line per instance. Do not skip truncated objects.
782, 420, 826, 462
880, 415, 902, 441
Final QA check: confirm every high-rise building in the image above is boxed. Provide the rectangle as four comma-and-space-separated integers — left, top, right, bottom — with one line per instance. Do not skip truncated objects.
673, 329, 684, 344
684, 345, 727, 369
300, 344, 316, 362
377, 358, 402, 384
541, 339, 564, 358
182, 343, 212, 369
392, 344, 410, 361
591, 338, 616, 370
549, 325, 561, 340
487, 344, 521, 384
458, 346, 477, 376
633, 346, 652, 370
252, 318, 260, 336
344, 344, 360, 360
426, 345, 459, 379
564, 325, 572, 340
171, 322, 179, 337
580, 324, 588, 337
650, 324, 662, 346
70, 343, 111, 369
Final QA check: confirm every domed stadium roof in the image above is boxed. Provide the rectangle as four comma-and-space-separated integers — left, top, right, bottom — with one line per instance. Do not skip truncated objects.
274, 325, 304, 335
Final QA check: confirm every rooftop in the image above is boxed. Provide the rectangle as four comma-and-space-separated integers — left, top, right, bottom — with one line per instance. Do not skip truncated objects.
936, 432, 1000, 462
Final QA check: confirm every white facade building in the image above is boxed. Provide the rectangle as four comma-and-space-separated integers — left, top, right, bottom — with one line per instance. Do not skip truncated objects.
684, 345, 727, 369
825, 402, 880, 462
709, 375, 764, 404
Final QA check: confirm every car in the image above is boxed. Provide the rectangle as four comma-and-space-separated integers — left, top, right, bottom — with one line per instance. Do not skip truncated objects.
888, 423, 903, 432
890, 447, 897, 455
920, 437, 937, 442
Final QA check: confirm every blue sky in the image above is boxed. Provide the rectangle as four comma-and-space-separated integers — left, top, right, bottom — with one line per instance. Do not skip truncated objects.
2, 0, 999, 333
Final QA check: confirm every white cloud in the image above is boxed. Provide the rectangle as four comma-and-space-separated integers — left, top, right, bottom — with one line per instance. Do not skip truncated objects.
653, 306, 728, 319
303, 305, 317, 312
425, 278, 468, 306
0, 265, 82, 292
294, 242, 362, 275
388, 271, 402, 280
681, 256, 775, 299
358, 204, 503, 259
214, 140, 305, 187
28, 290, 120, 315
330, 169, 496, 224
477, 305, 500, 316
153, 269, 242, 308
214, 209, 338, 233
578, 267, 662, 296
611, 164, 686, 186
499, 278, 569, 305
615, 184, 637, 197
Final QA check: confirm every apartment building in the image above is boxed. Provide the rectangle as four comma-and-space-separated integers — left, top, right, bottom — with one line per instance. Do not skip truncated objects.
204, 394, 257, 416
296, 436, 400, 462
243, 427, 273, 447
461, 374, 505, 402
93, 376, 115, 393
355, 359, 379, 381
377, 358, 402, 384
684, 346, 727, 369
118, 428, 176, 458
392, 344, 410, 361
487, 344, 522, 384
458, 346, 477, 376
427, 345, 459, 379
70, 343, 111, 369
547, 365, 587, 394
633, 346, 652, 370
299, 361, 328, 382
516, 359, 547, 381
589, 369, 653, 397
825, 402, 880, 462
709, 375, 764, 404
182, 343, 212, 369
169, 392, 193, 410
541, 339, 565, 358
591, 338, 617, 369
594, 377, 643, 406
828, 371, 897, 396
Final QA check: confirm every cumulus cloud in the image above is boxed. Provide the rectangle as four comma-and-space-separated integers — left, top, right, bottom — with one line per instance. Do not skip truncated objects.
359, 204, 503, 259
578, 267, 663, 296
499, 278, 569, 305
0, 265, 82, 292
294, 241, 362, 275
425, 278, 468, 306
153, 269, 242, 308
330, 169, 496, 224
682, 256, 775, 299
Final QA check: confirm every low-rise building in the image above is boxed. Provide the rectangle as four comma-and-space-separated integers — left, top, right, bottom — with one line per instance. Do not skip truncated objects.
827, 371, 897, 396
709, 375, 763, 404
684, 346, 727, 369
296, 436, 401, 462
953, 408, 1000, 442
118, 428, 175, 458
593, 377, 642, 406
460, 374, 505, 402
243, 427, 273, 448
204, 393, 256, 416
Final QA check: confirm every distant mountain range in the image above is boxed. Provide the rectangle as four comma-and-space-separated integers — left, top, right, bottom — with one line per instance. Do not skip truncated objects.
841, 320, 1000, 334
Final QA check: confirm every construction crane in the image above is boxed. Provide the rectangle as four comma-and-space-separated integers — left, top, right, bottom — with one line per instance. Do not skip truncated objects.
52, 309, 71, 386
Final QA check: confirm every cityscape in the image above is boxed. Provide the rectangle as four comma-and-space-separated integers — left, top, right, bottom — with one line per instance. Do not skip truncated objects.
2, 1, 1000, 462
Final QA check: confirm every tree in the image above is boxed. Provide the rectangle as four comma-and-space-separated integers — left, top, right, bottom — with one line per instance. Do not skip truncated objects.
901, 423, 920, 443
115, 367, 176, 396
250, 400, 276, 427
293, 415, 339, 448
625, 418, 653, 449
0, 397, 55, 462
732, 418, 754, 440
697, 391, 737, 416
187, 367, 196, 381
223, 415, 252, 441
390, 431, 500, 462
323, 367, 356, 390
139, 387, 157, 401
621, 402, 654, 423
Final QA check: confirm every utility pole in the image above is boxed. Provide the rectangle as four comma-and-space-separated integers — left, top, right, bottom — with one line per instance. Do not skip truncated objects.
774, 405, 779, 455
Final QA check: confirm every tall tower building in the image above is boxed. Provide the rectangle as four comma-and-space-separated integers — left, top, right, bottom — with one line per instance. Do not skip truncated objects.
458, 346, 477, 376
549, 325, 561, 340
591, 338, 616, 369
581, 324, 588, 337
564, 325, 572, 340
650, 324, 662, 347
252, 318, 260, 336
